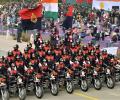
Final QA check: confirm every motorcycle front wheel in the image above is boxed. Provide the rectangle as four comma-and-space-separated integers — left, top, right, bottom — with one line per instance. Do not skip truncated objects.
50, 83, 59, 96
1, 89, 9, 100
93, 78, 102, 90
66, 81, 74, 94
35, 85, 44, 98
80, 80, 88, 92
18, 87, 26, 100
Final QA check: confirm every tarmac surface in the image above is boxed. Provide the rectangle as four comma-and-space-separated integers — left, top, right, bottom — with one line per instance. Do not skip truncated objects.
9, 82, 120, 100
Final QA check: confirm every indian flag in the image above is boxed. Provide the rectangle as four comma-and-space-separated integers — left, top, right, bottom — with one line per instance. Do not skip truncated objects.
42, 0, 58, 20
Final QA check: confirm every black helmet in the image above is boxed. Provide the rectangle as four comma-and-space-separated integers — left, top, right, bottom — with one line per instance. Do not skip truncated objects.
47, 50, 51, 55
83, 45, 87, 49
8, 51, 13, 56
16, 55, 20, 60
71, 43, 75, 47
31, 53, 36, 58
76, 40, 80, 45
88, 41, 92, 46
35, 33, 40, 37
14, 44, 19, 50
43, 59, 46, 62
95, 44, 100, 49
27, 43, 32, 48
38, 46, 42, 50
60, 58, 63, 62
24, 47, 28, 53
102, 49, 107, 53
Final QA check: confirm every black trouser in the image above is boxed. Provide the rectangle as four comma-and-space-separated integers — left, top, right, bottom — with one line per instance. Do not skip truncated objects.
17, 28, 22, 42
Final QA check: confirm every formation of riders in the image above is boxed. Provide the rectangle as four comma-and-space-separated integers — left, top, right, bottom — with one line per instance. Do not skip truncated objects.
0, 32, 120, 86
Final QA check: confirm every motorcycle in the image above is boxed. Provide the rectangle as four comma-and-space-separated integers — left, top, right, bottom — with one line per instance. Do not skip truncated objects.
105, 67, 115, 89
50, 73, 59, 96
65, 70, 74, 94
79, 69, 88, 92
58, 70, 65, 87
0, 77, 9, 100
34, 73, 44, 98
114, 64, 120, 82
17, 75, 26, 100
26, 73, 34, 92
92, 68, 102, 90
8, 75, 17, 95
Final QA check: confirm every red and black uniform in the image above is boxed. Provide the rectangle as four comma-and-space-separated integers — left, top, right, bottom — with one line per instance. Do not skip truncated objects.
70, 46, 78, 56
88, 54, 96, 66
83, 60, 91, 73
71, 61, 79, 71
44, 45, 50, 52
62, 54, 71, 67
0, 61, 7, 76
12, 50, 22, 57
30, 58, 39, 72
38, 49, 45, 62
101, 53, 108, 64
95, 48, 101, 58
96, 60, 103, 67
46, 55, 54, 69
15, 60, 24, 75
76, 54, 83, 66
87, 46, 94, 52
83, 49, 89, 59
28, 48, 35, 55
40, 63, 49, 78
56, 62, 65, 76
23, 53, 31, 67
6, 56, 14, 67
54, 49, 62, 62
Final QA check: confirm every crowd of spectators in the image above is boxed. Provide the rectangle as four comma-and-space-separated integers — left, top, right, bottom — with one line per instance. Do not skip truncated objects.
0, 1, 120, 44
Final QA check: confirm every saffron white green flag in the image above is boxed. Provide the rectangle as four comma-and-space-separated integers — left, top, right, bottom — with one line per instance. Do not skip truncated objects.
42, 0, 58, 20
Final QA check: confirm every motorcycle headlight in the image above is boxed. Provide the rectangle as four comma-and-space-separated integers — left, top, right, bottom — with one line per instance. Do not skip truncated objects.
81, 71, 85, 76
93, 70, 98, 75
66, 73, 70, 78
106, 69, 110, 74
51, 74, 55, 80
18, 78, 22, 84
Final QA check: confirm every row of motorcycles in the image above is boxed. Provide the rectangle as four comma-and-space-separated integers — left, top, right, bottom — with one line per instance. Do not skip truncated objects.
1, 61, 120, 100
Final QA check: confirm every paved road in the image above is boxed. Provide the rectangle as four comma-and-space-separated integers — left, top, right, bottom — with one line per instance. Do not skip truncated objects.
9, 82, 120, 100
